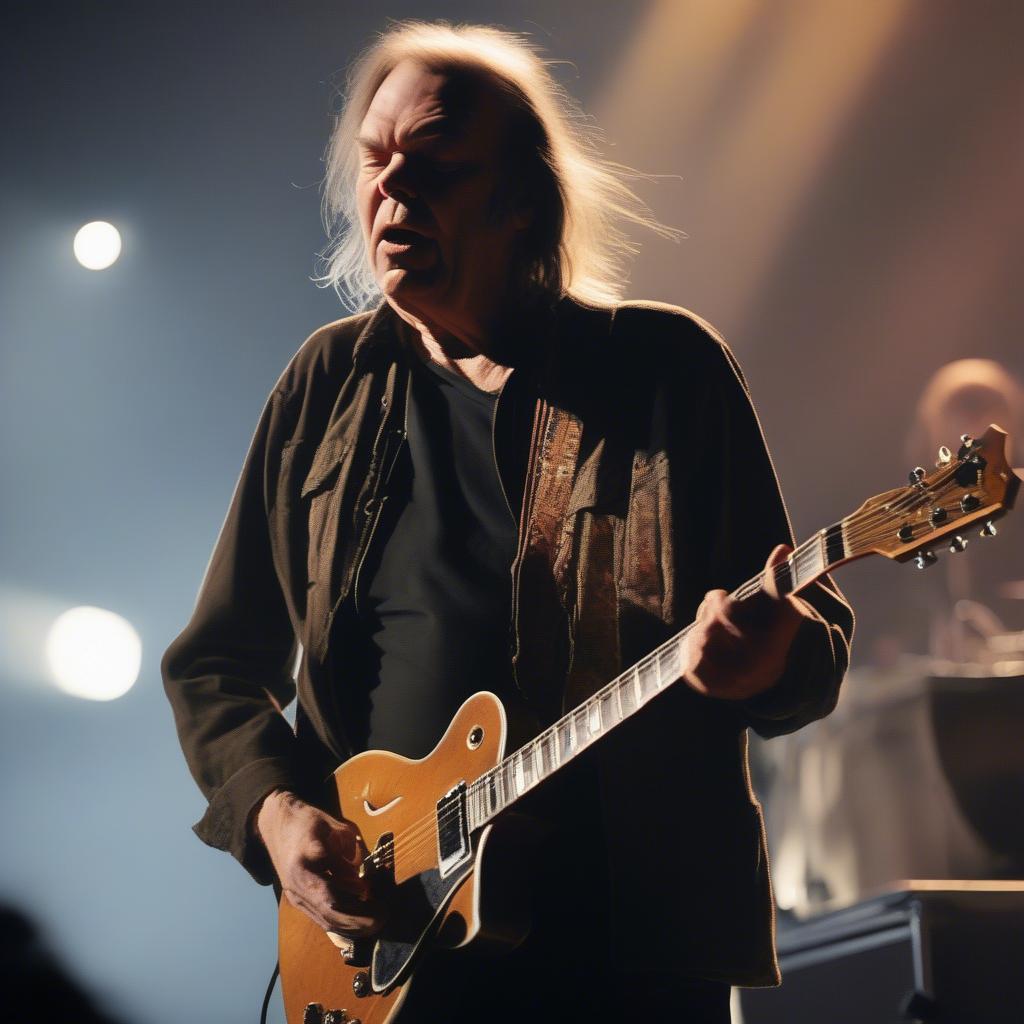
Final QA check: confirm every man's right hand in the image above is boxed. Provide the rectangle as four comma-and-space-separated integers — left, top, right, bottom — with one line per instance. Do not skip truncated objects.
254, 789, 386, 938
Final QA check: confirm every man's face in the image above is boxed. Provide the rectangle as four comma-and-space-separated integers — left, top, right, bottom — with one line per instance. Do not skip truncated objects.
355, 60, 529, 323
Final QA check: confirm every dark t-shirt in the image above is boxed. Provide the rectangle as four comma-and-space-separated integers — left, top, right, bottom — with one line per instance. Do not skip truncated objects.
342, 352, 522, 758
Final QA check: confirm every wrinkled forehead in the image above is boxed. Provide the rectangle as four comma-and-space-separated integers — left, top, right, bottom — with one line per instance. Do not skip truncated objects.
360, 59, 508, 145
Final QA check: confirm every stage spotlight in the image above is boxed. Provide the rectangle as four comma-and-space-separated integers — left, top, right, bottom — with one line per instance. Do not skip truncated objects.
73, 221, 122, 270
45, 606, 141, 701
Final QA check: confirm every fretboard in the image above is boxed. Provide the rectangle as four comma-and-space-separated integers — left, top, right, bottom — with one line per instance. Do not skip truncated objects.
464, 520, 848, 832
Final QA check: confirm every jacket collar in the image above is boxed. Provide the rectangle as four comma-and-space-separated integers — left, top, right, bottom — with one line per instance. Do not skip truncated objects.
351, 292, 594, 374
351, 300, 403, 367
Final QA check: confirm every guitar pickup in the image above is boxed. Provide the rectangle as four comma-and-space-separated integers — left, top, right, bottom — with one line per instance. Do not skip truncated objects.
436, 782, 470, 878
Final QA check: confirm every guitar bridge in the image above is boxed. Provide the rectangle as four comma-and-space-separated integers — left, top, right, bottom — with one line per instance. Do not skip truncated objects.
436, 782, 470, 878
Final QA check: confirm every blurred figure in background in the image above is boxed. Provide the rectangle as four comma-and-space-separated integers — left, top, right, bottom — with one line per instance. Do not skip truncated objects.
885, 358, 1024, 667
757, 358, 1024, 918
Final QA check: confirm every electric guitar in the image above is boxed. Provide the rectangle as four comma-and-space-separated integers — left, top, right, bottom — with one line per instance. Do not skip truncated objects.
279, 425, 1020, 1024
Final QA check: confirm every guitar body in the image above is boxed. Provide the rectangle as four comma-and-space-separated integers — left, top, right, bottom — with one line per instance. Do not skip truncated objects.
279, 691, 534, 1024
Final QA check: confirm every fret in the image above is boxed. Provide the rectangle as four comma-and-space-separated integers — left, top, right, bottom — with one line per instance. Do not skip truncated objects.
617, 677, 632, 717
633, 664, 646, 704
657, 643, 678, 686
588, 699, 602, 736
539, 730, 556, 776
601, 688, 619, 729
513, 752, 526, 796
522, 743, 536, 788
634, 663, 651, 704
790, 551, 811, 592
573, 706, 590, 749
558, 720, 573, 762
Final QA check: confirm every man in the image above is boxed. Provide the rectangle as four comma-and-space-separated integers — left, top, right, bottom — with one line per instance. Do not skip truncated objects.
163, 21, 853, 1023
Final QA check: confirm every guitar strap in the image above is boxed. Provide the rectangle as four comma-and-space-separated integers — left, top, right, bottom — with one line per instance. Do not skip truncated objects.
512, 303, 622, 715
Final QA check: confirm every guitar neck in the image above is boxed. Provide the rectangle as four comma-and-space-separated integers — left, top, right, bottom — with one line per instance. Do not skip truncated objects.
463, 423, 1019, 831
464, 521, 848, 832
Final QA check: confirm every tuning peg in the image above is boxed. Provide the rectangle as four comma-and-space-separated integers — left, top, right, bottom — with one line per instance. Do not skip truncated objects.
303, 1005, 325, 1024
957, 435, 975, 459
935, 445, 952, 467
948, 535, 968, 553
908, 466, 927, 486
914, 550, 938, 569
980, 520, 997, 537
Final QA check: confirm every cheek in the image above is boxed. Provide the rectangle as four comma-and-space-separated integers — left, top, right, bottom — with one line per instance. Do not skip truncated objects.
442, 193, 507, 249
356, 182, 380, 249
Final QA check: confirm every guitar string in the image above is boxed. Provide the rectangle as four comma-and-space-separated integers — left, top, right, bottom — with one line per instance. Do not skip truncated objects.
835, 480, 980, 563
811, 458, 972, 553
372, 478, 981, 872
798, 464, 976, 570
837, 466, 971, 547
366, 466, 983, 869
362, 459, 985, 868
386, 462, 978, 856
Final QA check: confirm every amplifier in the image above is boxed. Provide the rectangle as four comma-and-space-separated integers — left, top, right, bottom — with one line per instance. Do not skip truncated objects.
739, 883, 1024, 1023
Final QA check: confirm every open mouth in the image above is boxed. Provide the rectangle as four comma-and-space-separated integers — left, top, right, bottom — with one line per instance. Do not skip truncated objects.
380, 226, 426, 246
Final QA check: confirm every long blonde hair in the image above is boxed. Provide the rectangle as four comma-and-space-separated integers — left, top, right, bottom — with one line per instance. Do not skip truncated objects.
318, 20, 678, 310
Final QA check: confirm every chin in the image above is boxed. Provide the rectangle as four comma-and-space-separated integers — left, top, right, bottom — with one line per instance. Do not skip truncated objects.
379, 265, 446, 305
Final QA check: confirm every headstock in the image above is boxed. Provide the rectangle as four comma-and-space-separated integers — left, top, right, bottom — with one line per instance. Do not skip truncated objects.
845, 424, 1019, 567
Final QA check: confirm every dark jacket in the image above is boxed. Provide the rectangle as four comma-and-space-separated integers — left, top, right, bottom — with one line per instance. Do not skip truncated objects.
162, 295, 853, 985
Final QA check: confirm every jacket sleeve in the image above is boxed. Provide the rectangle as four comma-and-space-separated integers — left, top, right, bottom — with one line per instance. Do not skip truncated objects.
686, 321, 855, 738
161, 385, 300, 885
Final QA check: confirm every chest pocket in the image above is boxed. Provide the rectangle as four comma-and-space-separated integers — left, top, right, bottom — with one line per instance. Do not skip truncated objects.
300, 439, 356, 584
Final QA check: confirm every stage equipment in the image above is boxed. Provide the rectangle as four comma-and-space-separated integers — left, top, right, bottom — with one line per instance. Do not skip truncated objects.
739, 883, 1024, 1022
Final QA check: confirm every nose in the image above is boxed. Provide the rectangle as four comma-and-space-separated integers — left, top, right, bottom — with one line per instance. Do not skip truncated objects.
377, 154, 416, 203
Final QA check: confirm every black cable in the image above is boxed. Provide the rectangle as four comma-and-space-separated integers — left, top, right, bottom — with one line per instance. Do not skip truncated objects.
260, 961, 280, 1024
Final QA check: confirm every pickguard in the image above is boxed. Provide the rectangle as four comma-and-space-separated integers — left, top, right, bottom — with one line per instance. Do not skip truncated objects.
371, 860, 473, 992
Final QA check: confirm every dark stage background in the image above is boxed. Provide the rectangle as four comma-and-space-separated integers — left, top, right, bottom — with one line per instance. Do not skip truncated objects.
1, 3, 1021, 1022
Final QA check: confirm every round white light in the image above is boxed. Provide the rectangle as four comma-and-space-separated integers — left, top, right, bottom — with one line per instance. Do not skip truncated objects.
45, 606, 142, 701
73, 221, 122, 270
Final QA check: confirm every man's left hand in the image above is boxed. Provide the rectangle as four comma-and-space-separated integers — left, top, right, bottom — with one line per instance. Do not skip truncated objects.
683, 543, 809, 701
